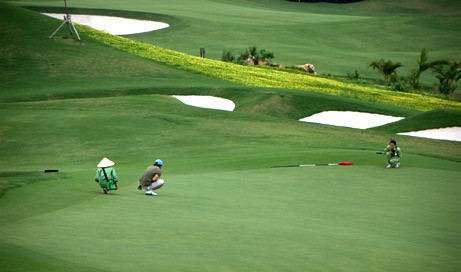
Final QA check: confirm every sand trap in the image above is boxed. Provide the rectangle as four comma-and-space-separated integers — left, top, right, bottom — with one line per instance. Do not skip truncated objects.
299, 111, 460, 141
398, 127, 461, 142
299, 111, 404, 129
172, 95, 236, 111
43, 13, 169, 35
171, 100, 458, 142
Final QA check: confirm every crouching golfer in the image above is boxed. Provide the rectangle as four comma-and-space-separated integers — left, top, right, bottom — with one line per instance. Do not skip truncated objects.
384, 139, 402, 168
95, 157, 119, 194
138, 159, 164, 196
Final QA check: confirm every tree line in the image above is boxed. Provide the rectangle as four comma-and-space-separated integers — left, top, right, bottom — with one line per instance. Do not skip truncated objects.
369, 49, 461, 95
221, 46, 460, 96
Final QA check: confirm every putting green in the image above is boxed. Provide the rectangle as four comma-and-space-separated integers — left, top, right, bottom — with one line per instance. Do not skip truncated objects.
1, 156, 460, 271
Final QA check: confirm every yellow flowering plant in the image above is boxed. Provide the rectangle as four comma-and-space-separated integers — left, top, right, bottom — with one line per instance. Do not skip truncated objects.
80, 26, 461, 112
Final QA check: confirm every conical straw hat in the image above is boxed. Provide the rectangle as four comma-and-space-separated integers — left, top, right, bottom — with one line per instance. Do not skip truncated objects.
97, 157, 115, 168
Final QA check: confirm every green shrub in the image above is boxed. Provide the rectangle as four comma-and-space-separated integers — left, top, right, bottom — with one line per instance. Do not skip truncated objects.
221, 50, 236, 62
347, 70, 360, 80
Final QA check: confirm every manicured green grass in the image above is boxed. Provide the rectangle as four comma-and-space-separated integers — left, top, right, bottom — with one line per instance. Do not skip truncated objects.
10, 0, 460, 81
3, 3, 460, 111
1, 1, 461, 271
1, 154, 460, 271
0, 2, 240, 102
373, 109, 461, 133
1, 93, 460, 271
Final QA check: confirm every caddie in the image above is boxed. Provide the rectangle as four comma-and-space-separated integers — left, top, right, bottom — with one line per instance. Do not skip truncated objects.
138, 159, 165, 196
384, 139, 402, 168
95, 157, 119, 194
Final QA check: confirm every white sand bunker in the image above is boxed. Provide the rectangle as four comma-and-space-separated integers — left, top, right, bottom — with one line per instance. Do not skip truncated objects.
299, 111, 404, 129
172, 95, 235, 111
398, 127, 461, 142
43, 13, 169, 35
299, 111, 459, 141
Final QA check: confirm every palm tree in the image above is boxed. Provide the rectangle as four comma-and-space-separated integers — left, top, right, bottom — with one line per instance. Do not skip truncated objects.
431, 61, 461, 95
238, 46, 274, 65
369, 58, 403, 85
409, 49, 448, 89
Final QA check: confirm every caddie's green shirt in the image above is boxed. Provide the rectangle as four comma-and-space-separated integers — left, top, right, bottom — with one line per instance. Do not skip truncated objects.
139, 165, 162, 186
384, 145, 402, 158
95, 167, 118, 188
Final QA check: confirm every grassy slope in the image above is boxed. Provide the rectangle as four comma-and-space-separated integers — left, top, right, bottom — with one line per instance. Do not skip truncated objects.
10, 0, 461, 81
1, 1, 461, 271
77, 25, 461, 111
372, 108, 461, 133
0, 2, 241, 102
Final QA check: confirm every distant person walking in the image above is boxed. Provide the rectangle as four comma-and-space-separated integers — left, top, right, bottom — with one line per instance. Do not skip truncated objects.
384, 139, 402, 168
138, 159, 165, 196
95, 157, 119, 194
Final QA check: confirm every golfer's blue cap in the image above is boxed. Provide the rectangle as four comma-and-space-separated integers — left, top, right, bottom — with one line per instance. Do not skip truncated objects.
154, 159, 163, 166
